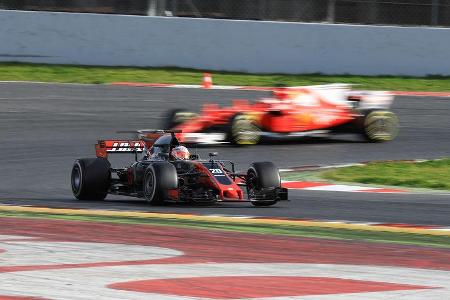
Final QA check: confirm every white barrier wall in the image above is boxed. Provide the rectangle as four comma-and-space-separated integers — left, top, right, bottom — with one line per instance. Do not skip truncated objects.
1, 10, 450, 76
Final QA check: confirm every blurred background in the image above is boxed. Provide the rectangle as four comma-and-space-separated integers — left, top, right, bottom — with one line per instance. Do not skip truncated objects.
0, 0, 449, 27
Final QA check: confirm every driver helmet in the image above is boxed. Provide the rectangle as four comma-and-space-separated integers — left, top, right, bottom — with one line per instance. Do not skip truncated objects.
171, 145, 190, 160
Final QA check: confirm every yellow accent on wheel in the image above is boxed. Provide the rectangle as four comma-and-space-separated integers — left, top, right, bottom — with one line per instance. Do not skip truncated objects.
231, 114, 261, 145
364, 111, 399, 142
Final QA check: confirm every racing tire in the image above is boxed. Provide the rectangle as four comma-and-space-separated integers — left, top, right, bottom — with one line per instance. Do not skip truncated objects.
357, 110, 399, 142
163, 109, 198, 130
247, 162, 281, 207
227, 113, 261, 146
71, 158, 111, 200
144, 162, 178, 205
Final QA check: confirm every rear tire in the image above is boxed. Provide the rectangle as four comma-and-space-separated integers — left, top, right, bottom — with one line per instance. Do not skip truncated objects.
163, 109, 198, 129
358, 110, 399, 142
227, 113, 261, 146
247, 162, 281, 207
144, 162, 178, 205
71, 158, 111, 200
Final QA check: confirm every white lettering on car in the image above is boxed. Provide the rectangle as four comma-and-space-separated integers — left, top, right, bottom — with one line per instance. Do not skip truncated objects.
209, 168, 223, 174
108, 142, 143, 152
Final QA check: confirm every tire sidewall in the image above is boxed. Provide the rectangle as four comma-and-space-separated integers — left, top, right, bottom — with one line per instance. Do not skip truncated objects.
248, 162, 281, 189
71, 158, 110, 200
360, 110, 399, 142
144, 167, 157, 203
247, 162, 281, 206
144, 163, 178, 205
71, 160, 84, 198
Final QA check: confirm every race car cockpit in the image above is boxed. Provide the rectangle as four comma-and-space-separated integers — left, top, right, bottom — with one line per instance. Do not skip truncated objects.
147, 132, 180, 161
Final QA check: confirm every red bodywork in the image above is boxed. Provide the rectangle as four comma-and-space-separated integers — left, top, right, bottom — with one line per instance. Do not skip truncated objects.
164, 160, 245, 202
190, 162, 244, 200
172, 88, 355, 142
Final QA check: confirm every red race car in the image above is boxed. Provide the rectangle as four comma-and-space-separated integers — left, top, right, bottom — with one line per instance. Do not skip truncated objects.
161, 84, 398, 145
71, 130, 287, 206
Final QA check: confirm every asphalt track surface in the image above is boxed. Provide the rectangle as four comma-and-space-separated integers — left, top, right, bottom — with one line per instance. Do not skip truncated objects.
0, 82, 449, 225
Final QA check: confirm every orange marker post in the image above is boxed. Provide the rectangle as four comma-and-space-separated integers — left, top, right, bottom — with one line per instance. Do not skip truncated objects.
203, 73, 213, 89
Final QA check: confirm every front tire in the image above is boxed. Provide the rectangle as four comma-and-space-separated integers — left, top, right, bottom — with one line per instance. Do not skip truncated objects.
247, 162, 281, 207
144, 163, 178, 205
71, 158, 111, 200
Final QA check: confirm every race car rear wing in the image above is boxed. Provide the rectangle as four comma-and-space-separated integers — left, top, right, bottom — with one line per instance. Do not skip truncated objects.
96, 130, 183, 159
347, 90, 394, 110
95, 140, 146, 159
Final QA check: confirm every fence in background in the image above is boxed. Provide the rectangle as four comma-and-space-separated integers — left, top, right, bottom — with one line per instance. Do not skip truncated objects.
1, 0, 450, 27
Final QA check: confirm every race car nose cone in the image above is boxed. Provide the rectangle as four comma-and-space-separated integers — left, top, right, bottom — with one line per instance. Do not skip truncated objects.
224, 189, 239, 199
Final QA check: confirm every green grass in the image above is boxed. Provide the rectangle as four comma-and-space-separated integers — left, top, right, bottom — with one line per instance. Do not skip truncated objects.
321, 159, 450, 190
1, 210, 449, 248
281, 171, 325, 182
2, 62, 450, 91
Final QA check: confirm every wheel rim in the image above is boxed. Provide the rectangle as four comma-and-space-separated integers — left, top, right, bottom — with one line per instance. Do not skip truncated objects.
232, 115, 261, 145
365, 111, 399, 141
71, 164, 82, 196
144, 171, 156, 201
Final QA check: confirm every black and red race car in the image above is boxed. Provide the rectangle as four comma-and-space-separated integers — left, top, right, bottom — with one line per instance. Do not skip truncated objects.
161, 84, 399, 145
71, 130, 287, 206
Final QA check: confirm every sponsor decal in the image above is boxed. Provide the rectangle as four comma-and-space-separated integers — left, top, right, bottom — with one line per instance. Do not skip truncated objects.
209, 168, 224, 174
106, 141, 144, 152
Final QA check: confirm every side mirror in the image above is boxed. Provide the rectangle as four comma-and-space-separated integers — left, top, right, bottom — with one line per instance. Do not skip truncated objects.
189, 154, 199, 160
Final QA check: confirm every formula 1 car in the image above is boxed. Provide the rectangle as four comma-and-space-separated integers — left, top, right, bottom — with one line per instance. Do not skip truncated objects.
161, 84, 399, 145
71, 130, 287, 206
